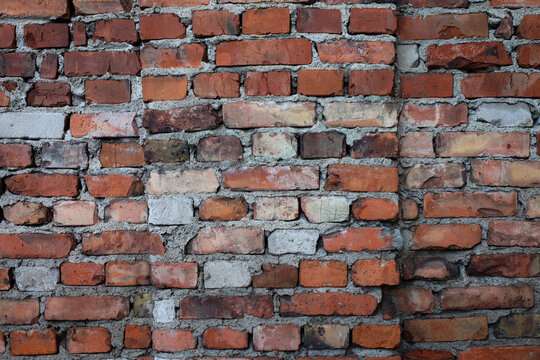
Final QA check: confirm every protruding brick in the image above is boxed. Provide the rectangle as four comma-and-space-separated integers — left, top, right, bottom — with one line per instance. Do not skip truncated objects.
202, 328, 249, 349
140, 44, 206, 69
352, 259, 399, 286
424, 191, 518, 218
194, 73, 240, 98
197, 136, 243, 162
323, 228, 398, 252
401, 73, 453, 98
67, 327, 111, 354
299, 260, 347, 287
352, 198, 399, 221
105, 200, 148, 223
94, 19, 137, 44
54, 200, 98, 226
216, 39, 312, 66
280, 293, 378, 316
300, 132, 346, 158
152, 329, 196, 352
325, 164, 399, 192
304, 324, 349, 350
404, 163, 466, 189
188, 227, 264, 254
199, 197, 248, 221
86, 79, 130, 104
45, 296, 130, 320
82, 231, 165, 255
398, 13, 488, 40
71, 113, 137, 138
297, 8, 341, 33
254, 197, 299, 220
24, 23, 69, 48
85, 174, 142, 198
140, 14, 185, 40
143, 106, 220, 133
150, 263, 198, 289
350, 8, 396, 34
125, 325, 151, 349
0, 234, 74, 259
242, 8, 290, 34
147, 169, 219, 194
193, 10, 240, 36
317, 41, 395, 64
100, 143, 145, 168
352, 325, 401, 349
5, 173, 79, 197
400, 102, 468, 127
467, 254, 540, 277
413, 224, 481, 250
0, 299, 39, 325
404, 317, 488, 342
179, 295, 273, 319
3, 201, 51, 225
61, 262, 105, 286
224, 166, 319, 191
223, 101, 316, 128
324, 102, 398, 128
252, 264, 298, 288
10, 329, 58, 356
142, 76, 187, 102
403, 256, 459, 281
440, 286, 534, 310
253, 325, 301, 351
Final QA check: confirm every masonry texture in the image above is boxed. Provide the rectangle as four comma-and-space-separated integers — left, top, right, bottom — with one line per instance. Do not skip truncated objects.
0, 0, 538, 359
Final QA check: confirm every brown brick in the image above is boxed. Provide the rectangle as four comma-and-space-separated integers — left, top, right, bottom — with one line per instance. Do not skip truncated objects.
94, 19, 137, 44
0, 144, 33, 168
300, 132, 346, 159
304, 324, 349, 350
86, 79, 130, 104
150, 263, 198, 289
426, 42, 512, 69
254, 325, 301, 351
72, 22, 86, 46
350, 8, 397, 34
458, 346, 540, 360
242, 8, 290, 34
106, 261, 150, 286
424, 191, 518, 218
67, 327, 111, 354
202, 327, 249, 349
404, 163, 467, 189
297, 70, 344, 96
318, 41, 395, 64
325, 164, 399, 192
488, 220, 540, 247
440, 286, 534, 310
5, 173, 79, 197
297, 8, 341, 33
64, 51, 140, 76
436, 132, 529, 157
404, 317, 488, 342
72, 0, 131, 14
398, 13, 488, 40
140, 14, 185, 40
461, 73, 540, 98
403, 256, 459, 281
143, 106, 220, 133
0, 24, 15, 48
100, 143, 145, 168
187, 227, 264, 254
252, 264, 298, 288
351, 132, 398, 158
400, 102, 468, 127
179, 295, 273, 319
142, 76, 187, 102
352, 198, 399, 221
124, 325, 151, 349
0, 299, 39, 325
413, 224, 481, 250
400, 132, 435, 158
280, 293, 377, 316
0, 0, 69, 17
299, 261, 347, 287
0, 233, 74, 259
105, 200, 148, 223
24, 23, 69, 48
45, 296, 130, 320
352, 259, 399, 286
194, 73, 240, 98
244, 71, 291, 96
54, 200, 98, 226
27, 82, 71, 107
3, 202, 51, 225
323, 228, 397, 252
193, 10, 239, 36
0, 53, 35, 78
224, 166, 319, 191
140, 44, 206, 69
400, 73, 453, 98
199, 197, 248, 221
197, 135, 243, 162
143, 139, 189, 164
471, 160, 540, 187
385, 288, 435, 315
71, 113, 138, 138
352, 325, 401, 349
467, 254, 540, 277
10, 329, 58, 356
517, 14, 540, 39
0, 269, 10, 291
85, 174, 143, 198
152, 329, 196, 352
41, 54, 59, 79
517, 44, 540, 68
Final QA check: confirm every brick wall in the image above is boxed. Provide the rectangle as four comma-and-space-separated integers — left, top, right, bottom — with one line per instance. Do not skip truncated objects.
0, 0, 538, 358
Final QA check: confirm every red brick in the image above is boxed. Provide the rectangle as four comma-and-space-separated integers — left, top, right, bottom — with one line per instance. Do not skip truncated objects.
0, 53, 35, 78
216, 39, 312, 66
252, 264, 298, 288
242, 8, 290, 34
142, 76, 187, 102
0, 144, 33, 168
413, 224, 481, 250
24, 23, 69, 48
140, 14, 185, 40
194, 73, 240, 98
461, 72, 540, 98
0, 89, 8, 106
352, 198, 399, 221
404, 317, 488, 342
317, 41, 395, 64
0, 299, 39, 325
143, 105, 220, 133
385, 288, 435, 315
299, 261, 348, 287
400, 102, 468, 127
106, 261, 150, 286
3, 202, 51, 225
406, 0, 468, 6
153, 329, 196, 352
349, 8, 397, 34
67, 327, 111, 354
125, 325, 151, 349
352, 325, 400, 349
349, 69, 394, 96
0, 233, 74, 259
496, 14, 514, 39
488, 220, 540, 247
64, 51, 140, 76
426, 42, 511, 69
400, 73, 453, 98
253, 325, 301, 351
193, 10, 240, 36
437, 132, 529, 157
94, 19, 137, 44
10, 329, 58, 356
403, 163, 466, 189
298, 70, 344, 96
27, 82, 71, 107
72, 0, 131, 14
61, 262, 105, 286
467, 253, 540, 277
41, 54, 59, 79
280, 293, 377, 316
45, 296, 130, 320
179, 295, 273, 319
202, 327, 249, 349
139, 0, 209, 7
100, 143, 145, 168
403, 350, 454, 360
188, 227, 264, 254
0, 332, 4, 353
424, 191, 518, 218
150, 262, 198, 289
323, 228, 397, 252
82, 230, 165, 255
199, 197, 248, 221
244, 71, 291, 96
517, 15, 540, 39
402, 199, 419, 220
297, 8, 341, 34
0, 0, 69, 17
85, 174, 143, 197
5, 173, 78, 197
352, 259, 399, 286
400, 132, 435, 158
458, 346, 540, 360
440, 285, 534, 310
73, 22, 86, 46
517, 44, 540, 68
0, 269, 10, 291
0, 24, 15, 48
325, 164, 399, 192
54, 200, 98, 226
140, 44, 205, 68
105, 200, 148, 223
86, 79, 130, 104
223, 166, 319, 191
398, 13, 488, 40
471, 160, 539, 187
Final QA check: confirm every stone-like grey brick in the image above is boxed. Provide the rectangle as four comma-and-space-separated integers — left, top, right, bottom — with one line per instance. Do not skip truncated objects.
268, 229, 319, 254
397, 45, 419, 70
477, 103, 533, 127
153, 299, 175, 323
15, 266, 58, 291
0, 113, 65, 139
148, 196, 193, 225
204, 261, 251, 288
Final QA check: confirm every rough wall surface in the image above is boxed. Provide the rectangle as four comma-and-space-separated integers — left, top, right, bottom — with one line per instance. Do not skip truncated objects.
0, 0, 539, 358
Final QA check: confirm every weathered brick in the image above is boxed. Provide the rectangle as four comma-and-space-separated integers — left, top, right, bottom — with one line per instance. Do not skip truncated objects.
400, 132, 435, 158
280, 293, 377, 316
82, 230, 165, 255
133, 294, 153, 318
124, 325, 151, 349
147, 169, 219, 194
203, 328, 249, 349
144, 140, 189, 164
323, 228, 398, 252
100, 143, 144, 168
413, 224, 481, 250
325, 164, 399, 192
402, 199, 419, 220
0, 299, 39, 324
427, 42, 511, 70
0, 53, 35, 77
105, 200, 147, 223
224, 166, 319, 191
301, 196, 349, 223
517, 44, 540, 68
299, 260, 347, 287
193, 10, 240, 36
3, 201, 51, 225
352, 325, 400, 349
441, 285, 534, 310
352, 259, 399, 286
398, 13, 488, 40
151, 263, 198, 289
405, 0, 468, 7
10, 329, 58, 356
254, 325, 301, 351
404, 317, 488, 342
86, 79, 130, 104
152, 329, 196, 352
72, 0, 131, 14
142, 76, 187, 102
6, 173, 79, 197
0, 0, 69, 17
0, 332, 4, 353
403, 256, 459, 280
300, 132, 346, 159
143, 106, 220, 133
140, 14, 185, 40
188, 227, 264, 254
400, 102, 468, 127
224, 101, 315, 128
318, 41, 395, 64
268, 229, 319, 254
54, 200, 98, 226
216, 39, 312, 66
437, 132, 529, 157
197, 136, 243, 161
0, 269, 10, 291
94, 19, 137, 44
61, 262, 105, 286
467, 253, 540, 277
27, 82, 71, 107
148, 196, 193, 225
252, 264, 298, 288
179, 295, 273, 319
245, 71, 291, 96
64, 51, 140, 76
517, 15, 540, 39
199, 197, 248, 221
243, 8, 290, 34
252, 133, 297, 158
488, 220, 540, 247
349, 69, 394, 96
85, 174, 143, 197
297, 8, 341, 33
325, 102, 398, 128
350, 8, 396, 34
42, 142, 88, 169
385, 288, 435, 315
352, 198, 399, 221
400, 73, 453, 98
0, 24, 15, 48
254, 197, 299, 220
458, 346, 540, 360
527, 195, 540, 218
67, 327, 111, 354
461, 73, 540, 98
140, 44, 206, 69
37, 55, 57, 79
0, 233, 74, 259
105, 261, 150, 287
139, 0, 209, 7
14, 266, 57, 291
304, 324, 349, 350
0, 144, 33, 168
72, 22, 86, 46
194, 73, 240, 98
0, 113, 65, 139
45, 296, 129, 320
24, 23, 69, 49
404, 163, 466, 189
496, 314, 540, 339
472, 160, 540, 187
424, 192, 518, 218
477, 102, 533, 127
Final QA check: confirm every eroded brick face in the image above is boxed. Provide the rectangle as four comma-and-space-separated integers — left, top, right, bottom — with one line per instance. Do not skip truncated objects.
0, 0, 538, 358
